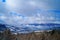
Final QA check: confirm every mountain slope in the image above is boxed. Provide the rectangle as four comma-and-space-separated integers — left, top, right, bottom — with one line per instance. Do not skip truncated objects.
0, 24, 7, 31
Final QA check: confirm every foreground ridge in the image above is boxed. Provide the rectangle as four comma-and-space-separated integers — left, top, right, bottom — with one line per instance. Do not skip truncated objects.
0, 29, 60, 40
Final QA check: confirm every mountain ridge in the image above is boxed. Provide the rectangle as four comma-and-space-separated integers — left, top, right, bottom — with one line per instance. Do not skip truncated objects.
0, 23, 60, 33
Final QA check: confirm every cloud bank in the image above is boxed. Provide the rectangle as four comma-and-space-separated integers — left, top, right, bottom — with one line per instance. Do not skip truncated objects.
0, 0, 60, 27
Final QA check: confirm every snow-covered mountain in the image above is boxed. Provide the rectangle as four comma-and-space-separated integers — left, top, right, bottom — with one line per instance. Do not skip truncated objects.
0, 23, 60, 34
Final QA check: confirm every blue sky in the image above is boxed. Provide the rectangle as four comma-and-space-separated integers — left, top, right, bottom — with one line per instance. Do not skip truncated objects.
0, 0, 60, 26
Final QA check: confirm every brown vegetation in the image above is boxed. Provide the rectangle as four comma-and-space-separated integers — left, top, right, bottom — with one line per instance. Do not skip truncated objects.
0, 30, 60, 40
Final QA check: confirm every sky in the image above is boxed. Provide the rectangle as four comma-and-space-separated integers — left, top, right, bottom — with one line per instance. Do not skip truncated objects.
0, 0, 60, 26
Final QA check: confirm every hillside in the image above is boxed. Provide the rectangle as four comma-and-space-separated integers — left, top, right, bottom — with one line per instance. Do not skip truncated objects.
0, 30, 60, 40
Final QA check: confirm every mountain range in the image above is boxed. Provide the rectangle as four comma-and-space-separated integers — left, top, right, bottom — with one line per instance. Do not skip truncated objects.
0, 23, 60, 34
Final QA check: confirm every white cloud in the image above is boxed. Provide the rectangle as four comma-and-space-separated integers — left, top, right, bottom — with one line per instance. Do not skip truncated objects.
0, 0, 60, 26
4, 0, 51, 14
0, 12, 60, 27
